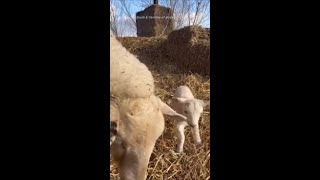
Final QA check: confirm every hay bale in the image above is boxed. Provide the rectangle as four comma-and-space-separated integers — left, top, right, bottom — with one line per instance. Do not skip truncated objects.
117, 36, 169, 66
167, 26, 210, 76
136, 5, 173, 37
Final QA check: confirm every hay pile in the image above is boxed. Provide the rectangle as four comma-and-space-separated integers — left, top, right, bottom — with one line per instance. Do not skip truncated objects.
112, 32, 210, 180
167, 26, 210, 76
117, 36, 168, 65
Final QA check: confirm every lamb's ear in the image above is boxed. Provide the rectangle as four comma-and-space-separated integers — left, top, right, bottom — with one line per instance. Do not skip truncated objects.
199, 99, 210, 108
172, 97, 189, 104
158, 99, 187, 120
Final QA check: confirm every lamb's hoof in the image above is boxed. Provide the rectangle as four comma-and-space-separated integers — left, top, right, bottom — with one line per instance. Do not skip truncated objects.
176, 150, 183, 154
170, 149, 182, 157
176, 148, 183, 154
194, 141, 202, 148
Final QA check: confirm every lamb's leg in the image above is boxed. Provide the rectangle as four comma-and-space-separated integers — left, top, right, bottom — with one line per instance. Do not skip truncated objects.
191, 124, 202, 147
176, 121, 188, 153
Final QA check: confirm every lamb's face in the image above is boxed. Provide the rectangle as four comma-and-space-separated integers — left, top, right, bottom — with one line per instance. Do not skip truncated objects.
182, 100, 204, 127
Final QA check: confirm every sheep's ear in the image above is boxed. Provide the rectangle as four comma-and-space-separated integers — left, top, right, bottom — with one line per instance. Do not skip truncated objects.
172, 97, 188, 104
159, 99, 187, 120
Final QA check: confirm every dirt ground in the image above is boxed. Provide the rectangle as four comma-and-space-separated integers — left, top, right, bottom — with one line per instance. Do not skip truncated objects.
111, 35, 211, 180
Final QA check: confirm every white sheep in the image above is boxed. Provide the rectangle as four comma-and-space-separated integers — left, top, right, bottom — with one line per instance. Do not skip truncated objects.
109, 31, 186, 179
171, 86, 210, 153
110, 95, 186, 180
110, 31, 154, 99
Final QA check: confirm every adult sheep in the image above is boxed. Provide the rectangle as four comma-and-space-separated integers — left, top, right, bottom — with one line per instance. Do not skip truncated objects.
110, 95, 186, 180
110, 31, 154, 99
109, 31, 186, 180
109, 30, 157, 147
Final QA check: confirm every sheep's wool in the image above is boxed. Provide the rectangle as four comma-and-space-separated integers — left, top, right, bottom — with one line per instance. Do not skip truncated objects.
110, 32, 155, 98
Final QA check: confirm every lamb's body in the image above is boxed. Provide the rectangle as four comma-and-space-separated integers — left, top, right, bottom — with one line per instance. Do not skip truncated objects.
171, 86, 209, 153
110, 32, 154, 99
109, 31, 186, 180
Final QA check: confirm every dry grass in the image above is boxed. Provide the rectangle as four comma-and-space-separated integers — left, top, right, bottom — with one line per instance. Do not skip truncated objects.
111, 35, 210, 180
167, 26, 210, 76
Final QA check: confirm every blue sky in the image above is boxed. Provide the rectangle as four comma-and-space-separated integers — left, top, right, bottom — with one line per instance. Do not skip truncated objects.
111, 0, 210, 36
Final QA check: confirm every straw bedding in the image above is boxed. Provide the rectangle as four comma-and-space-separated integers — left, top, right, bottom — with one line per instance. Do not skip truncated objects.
111, 26, 211, 179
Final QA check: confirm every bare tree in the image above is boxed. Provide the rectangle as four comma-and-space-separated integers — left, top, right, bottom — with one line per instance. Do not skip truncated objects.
117, 0, 137, 33
136, 0, 210, 29
110, 0, 210, 36
110, 0, 119, 36
110, 0, 137, 37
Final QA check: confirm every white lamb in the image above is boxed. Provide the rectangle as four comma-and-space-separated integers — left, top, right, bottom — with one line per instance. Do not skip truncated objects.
109, 31, 186, 180
171, 86, 210, 153
110, 31, 154, 99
